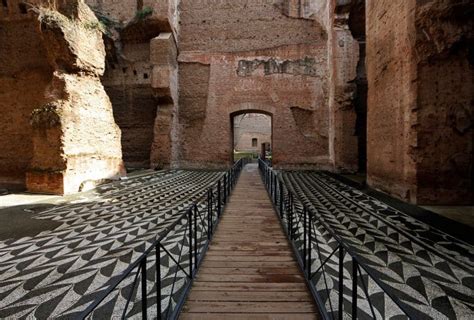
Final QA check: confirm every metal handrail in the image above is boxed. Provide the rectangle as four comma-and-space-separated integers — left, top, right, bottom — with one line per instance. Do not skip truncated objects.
258, 159, 411, 320
79, 158, 249, 320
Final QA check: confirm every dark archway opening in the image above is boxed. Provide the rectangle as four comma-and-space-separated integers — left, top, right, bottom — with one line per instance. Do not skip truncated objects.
349, 0, 367, 173
230, 111, 273, 163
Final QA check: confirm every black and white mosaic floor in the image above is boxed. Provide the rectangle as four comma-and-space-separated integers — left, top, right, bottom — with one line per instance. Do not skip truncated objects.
281, 171, 474, 320
0, 170, 224, 319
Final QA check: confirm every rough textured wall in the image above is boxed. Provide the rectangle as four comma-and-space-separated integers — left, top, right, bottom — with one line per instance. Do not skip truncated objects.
9, 0, 126, 194
414, 0, 473, 204
177, 0, 330, 169
366, 0, 418, 202
91, 1, 178, 169
233, 114, 272, 152
366, 0, 473, 204
0, 7, 52, 190
101, 39, 159, 168
86, 0, 176, 28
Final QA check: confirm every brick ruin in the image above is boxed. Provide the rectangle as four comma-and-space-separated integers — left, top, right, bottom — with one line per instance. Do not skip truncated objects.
0, 0, 125, 194
366, 0, 473, 204
0, 0, 472, 205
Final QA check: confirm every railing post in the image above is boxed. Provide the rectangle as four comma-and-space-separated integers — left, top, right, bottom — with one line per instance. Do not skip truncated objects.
269, 169, 271, 194
352, 258, 358, 319
273, 174, 277, 204
141, 257, 147, 320
224, 175, 227, 203
188, 209, 193, 277
338, 246, 344, 320
279, 183, 283, 218
307, 211, 312, 280
217, 180, 222, 217
193, 205, 198, 271
303, 207, 307, 272
288, 194, 293, 239
156, 245, 162, 320
208, 189, 213, 239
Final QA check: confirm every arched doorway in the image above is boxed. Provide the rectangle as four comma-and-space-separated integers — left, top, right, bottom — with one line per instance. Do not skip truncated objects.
230, 110, 273, 163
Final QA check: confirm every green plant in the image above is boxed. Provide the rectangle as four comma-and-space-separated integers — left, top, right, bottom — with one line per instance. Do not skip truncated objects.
135, 6, 153, 20
83, 20, 106, 33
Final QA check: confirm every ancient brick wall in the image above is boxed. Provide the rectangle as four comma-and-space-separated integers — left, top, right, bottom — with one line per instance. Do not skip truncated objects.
0, 0, 125, 194
366, 0, 473, 204
0, 6, 52, 190
176, 0, 331, 169
90, 0, 178, 169
101, 40, 159, 168
414, 0, 473, 204
366, 0, 418, 202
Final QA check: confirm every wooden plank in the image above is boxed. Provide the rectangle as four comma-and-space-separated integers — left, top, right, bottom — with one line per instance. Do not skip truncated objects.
195, 274, 305, 283
200, 261, 300, 268
182, 301, 317, 313
180, 314, 318, 320
190, 282, 308, 292
180, 164, 320, 319
186, 291, 312, 302
198, 267, 301, 275
203, 255, 295, 262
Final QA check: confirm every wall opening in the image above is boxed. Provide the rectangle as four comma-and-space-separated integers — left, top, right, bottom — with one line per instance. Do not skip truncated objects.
349, 0, 367, 173
252, 138, 258, 147
231, 112, 272, 163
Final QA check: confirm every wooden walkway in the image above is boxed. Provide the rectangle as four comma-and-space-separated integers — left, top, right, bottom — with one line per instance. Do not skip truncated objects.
180, 163, 320, 320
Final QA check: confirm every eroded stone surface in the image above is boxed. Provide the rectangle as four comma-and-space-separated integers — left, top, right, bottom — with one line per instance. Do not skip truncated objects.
0, 0, 125, 194
366, 0, 473, 204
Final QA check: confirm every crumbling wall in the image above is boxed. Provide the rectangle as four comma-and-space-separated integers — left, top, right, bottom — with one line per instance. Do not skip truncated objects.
414, 0, 473, 204
176, 0, 330, 169
366, 0, 418, 202
366, 0, 473, 204
0, 4, 52, 190
10, 0, 126, 195
326, 0, 364, 173
91, 0, 178, 169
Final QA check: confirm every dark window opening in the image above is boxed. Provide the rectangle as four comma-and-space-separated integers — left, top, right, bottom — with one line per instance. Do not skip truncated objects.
252, 138, 258, 147
19, 2, 27, 14
122, 67, 127, 73
143, 73, 149, 79
2, 0, 7, 8
133, 70, 138, 76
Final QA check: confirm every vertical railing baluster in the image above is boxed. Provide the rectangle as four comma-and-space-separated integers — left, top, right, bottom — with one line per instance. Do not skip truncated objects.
188, 209, 193, 277
208, 189, 213, 239
352, 258, 358, 319
338, 246, 344, 320
193, 205, 198, 271
156, 245, 161, 320
141, 257, 147, 320
273, 174, 277, 204
288, 194, 293, 239
303, 206, 307, 272
217, 180, 222, 217
307, 211, 312, 280
279, 182, 283, 218
224, 175, 227, 203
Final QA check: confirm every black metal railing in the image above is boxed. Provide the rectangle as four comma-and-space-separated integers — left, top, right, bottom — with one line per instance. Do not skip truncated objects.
258, 159, 411, 320
79, 158, 249, 320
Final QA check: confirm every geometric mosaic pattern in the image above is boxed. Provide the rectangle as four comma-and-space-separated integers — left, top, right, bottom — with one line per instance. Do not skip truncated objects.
0, 170, 224, 319
280, 171, 474, 320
